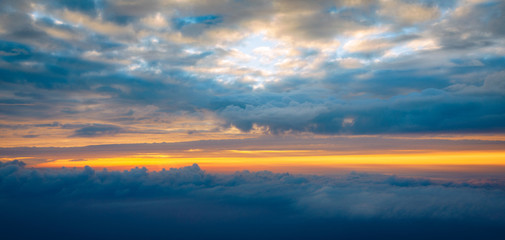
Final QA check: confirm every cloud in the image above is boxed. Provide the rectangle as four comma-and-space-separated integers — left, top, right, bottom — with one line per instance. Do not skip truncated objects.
1, 0, 505, 144
71, 124, 125, 137
217, 88, 505, 134
378, 0, 440, 25
0, 161, 504, 239
22, 134, 39, 138
1, 1, 504, 236
343, 37, 395, 54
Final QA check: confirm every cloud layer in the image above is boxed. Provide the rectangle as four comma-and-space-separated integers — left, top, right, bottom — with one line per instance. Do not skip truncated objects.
1, 160, 505, 239
2, 2, 504, 238
1, 0, 505, 145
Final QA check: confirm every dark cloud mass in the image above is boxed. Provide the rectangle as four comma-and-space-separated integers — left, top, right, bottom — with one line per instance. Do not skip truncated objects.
0, 0, 504, 137
0, 161, 504, 240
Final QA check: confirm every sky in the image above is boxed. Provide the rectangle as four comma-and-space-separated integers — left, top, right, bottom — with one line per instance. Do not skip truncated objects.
1, 0, 505, 239
0, 0, 504, 171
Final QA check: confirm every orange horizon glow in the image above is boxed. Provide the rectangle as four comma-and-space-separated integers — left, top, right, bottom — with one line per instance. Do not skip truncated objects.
31, 150, 505, 173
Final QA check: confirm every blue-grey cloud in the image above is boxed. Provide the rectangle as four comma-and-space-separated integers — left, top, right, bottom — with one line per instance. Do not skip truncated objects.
71, 124, 124, 137
218, 88, 505, 134
22, 134, 38, 138
1, 160, 504, 239
0, 0, 504, 138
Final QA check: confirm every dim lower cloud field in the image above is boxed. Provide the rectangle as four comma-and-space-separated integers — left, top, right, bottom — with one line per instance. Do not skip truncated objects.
1, 160, 505, 240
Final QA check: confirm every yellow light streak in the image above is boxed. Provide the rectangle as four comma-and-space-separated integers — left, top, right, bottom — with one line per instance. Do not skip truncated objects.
34, 151, 505, 173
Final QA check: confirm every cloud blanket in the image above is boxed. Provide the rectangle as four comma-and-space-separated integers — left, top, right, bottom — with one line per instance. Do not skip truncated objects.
1, 161, 504, 239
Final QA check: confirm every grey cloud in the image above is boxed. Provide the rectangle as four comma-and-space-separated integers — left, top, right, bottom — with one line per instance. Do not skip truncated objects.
2, 160, 505, 216
69, 158, 87, 162
0, 122, 61, 130
217, 88, 505, 134
71, 124, 125, 137
433, 0, 505, 50
1, 0, 505, 138
0, 12, 47, 43
100, 1, 166, 25
22, 134, 39, 138
270, 6, 370, 42
220, 101, 329, 133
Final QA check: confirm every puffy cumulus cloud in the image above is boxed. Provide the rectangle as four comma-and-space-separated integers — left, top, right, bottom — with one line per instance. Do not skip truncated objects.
1, 0, 505, 142
1, 160, 505, 239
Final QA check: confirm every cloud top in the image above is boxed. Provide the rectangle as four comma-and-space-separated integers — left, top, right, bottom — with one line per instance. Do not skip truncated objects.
1, 161, 505, 239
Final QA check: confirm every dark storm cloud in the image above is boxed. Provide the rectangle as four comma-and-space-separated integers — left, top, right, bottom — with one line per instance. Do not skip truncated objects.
1, 160, 504, 239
